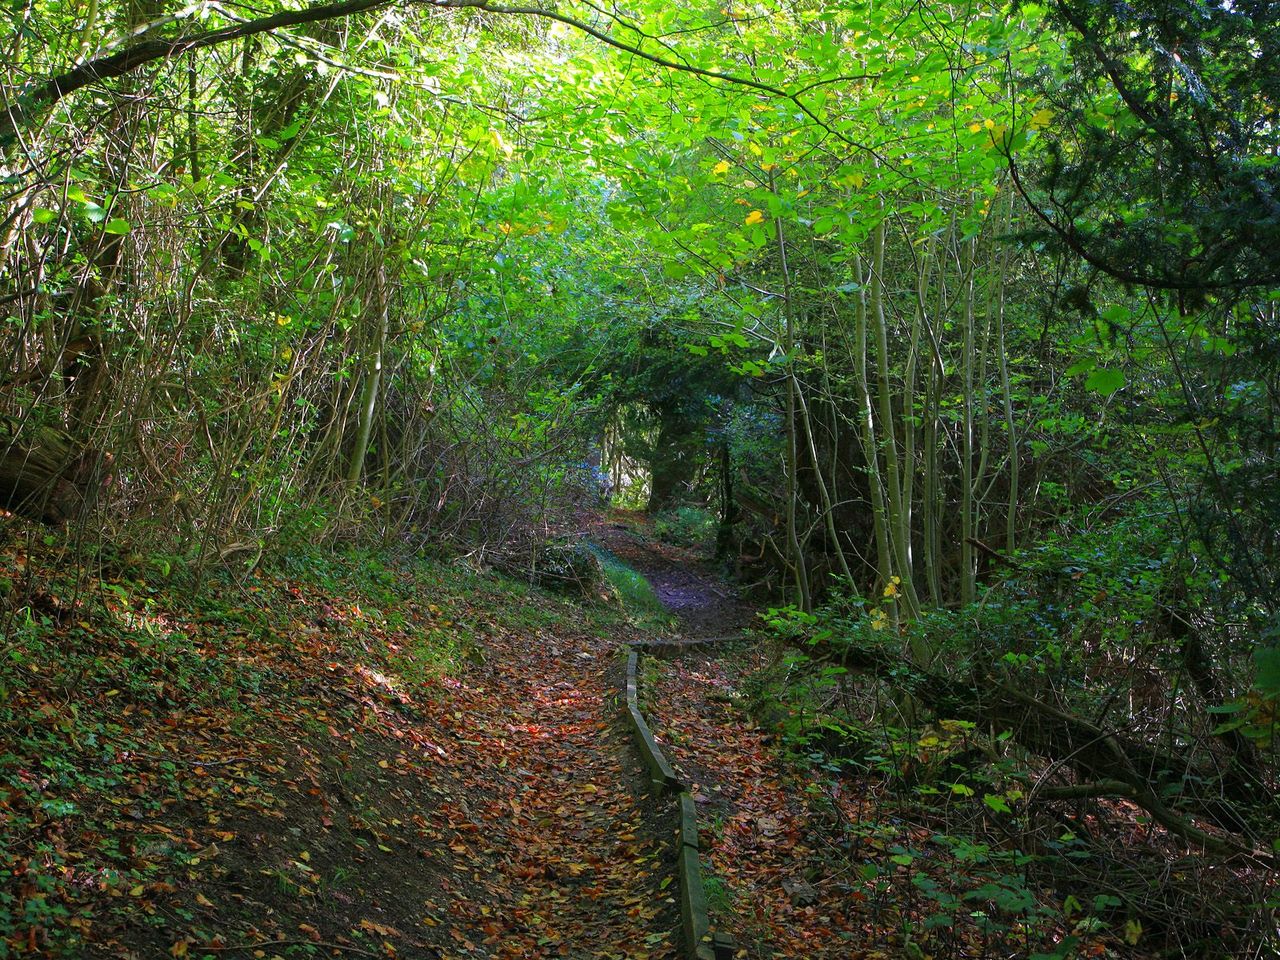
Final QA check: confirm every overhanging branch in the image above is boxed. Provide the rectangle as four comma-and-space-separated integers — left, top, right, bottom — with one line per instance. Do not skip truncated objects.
2, 0, 878, 157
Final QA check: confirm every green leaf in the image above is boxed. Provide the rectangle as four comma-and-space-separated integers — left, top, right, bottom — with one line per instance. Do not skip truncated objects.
1101, 304, 1132, 324
103, 218, 132, 235
1064, 357, 1096, 376
1254, 645, 1280, 696
982, 793, 1012, 814
1084, 368, 1124, 395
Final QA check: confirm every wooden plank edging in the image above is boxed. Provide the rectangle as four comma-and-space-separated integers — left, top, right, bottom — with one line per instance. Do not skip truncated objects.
624, 645, 721, 960
624, 650, 683, 791
679, 841, 716, 960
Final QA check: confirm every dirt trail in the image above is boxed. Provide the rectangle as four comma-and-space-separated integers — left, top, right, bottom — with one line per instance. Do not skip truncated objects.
591, 521, 875, 958
588, 521, 754, 640
422, 518, 756, 957
431, 611, 679, 959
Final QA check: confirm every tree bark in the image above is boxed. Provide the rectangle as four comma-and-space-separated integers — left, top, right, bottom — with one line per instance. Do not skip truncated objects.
0, 416, 111, 522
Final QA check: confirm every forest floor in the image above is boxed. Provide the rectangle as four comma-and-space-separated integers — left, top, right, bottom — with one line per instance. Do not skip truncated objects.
590, 518, 1130, 960
0, 518, 686, 959
3, 512, 1135, 960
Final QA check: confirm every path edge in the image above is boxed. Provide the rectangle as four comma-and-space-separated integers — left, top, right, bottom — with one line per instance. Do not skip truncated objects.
624, 647, 724, 960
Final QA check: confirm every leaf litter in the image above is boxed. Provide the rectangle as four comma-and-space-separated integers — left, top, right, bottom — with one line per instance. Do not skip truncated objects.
0, 533, 677, 958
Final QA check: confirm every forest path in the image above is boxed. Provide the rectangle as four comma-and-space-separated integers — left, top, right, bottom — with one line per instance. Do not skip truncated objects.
411, 515, 755, 957
590, 518, 880, 958
428, 589, 680, 958
586, 516, 755, 641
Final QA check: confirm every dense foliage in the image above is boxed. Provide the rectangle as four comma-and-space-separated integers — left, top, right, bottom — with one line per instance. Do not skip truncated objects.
3, 0, 1279, 955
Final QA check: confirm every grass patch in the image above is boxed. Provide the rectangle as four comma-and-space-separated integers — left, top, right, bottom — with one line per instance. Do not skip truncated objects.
704, 872, 735, 915
587, 544, 671, 625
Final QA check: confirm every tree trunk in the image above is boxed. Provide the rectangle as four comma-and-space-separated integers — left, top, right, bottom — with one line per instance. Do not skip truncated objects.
346, 261, 389, 488
0, 416, 111, 523
647, 408, 699, 511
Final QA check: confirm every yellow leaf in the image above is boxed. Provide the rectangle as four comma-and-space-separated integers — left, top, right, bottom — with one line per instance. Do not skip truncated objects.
747, 141, 763, 157
969, 122, 983, 133
712, 160, 730, 175
489, 129, 514, 158
744, 209, 765, 226
984, 118, 995, 129
1029, 108, 1053, 130
1124, 919, 1143, 946
130, 885, 145, 897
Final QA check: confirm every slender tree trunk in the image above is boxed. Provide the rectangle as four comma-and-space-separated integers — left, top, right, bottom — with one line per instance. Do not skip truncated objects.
773, 188, 811, 611
347, 260, 389, 488
796, 375, 853, 587
960, 233, 978, 606
901, 233, 933, 586
870, 218, 920, 618
994, 189, 1018, 553
852, 249, 892, 592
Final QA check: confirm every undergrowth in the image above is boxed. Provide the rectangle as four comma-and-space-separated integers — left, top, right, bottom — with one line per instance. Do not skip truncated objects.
744, 574, 1280, 960
651, 507, 717, 549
